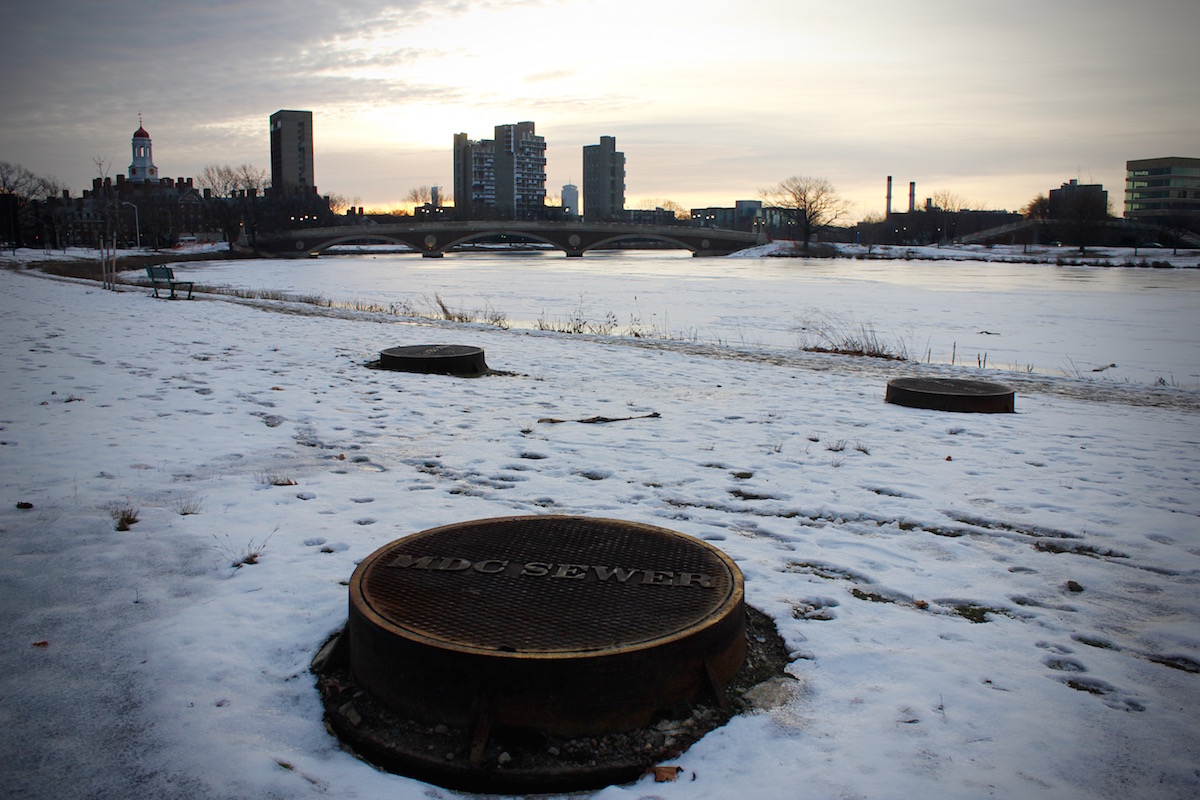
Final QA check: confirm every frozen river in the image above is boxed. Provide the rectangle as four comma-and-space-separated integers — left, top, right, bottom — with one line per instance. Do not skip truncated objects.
175, 249, 1200, 387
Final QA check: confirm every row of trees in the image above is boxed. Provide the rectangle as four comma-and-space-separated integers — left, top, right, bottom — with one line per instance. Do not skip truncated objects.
192, 163, 353, 250
1, 161, 64, 247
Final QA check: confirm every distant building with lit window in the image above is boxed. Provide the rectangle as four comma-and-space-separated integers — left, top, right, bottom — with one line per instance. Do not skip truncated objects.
269, 110, 316, 196
453, 122, 546, 220
1125, 157, 1200, 231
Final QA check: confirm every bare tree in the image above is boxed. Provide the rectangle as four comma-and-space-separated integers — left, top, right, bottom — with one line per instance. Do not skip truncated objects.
327, 193, 360, 215
760, 176, 852, 250
930, 190, 970, 213
196, 164, 241, 245
0, 161, 42, 199
1159, 210, 1197, 254
92, 157, 120, 287
197, 163, 269, 249
403, 186, 431, 210
1064, 191, 1111, 255
1, 162, 62, 248
236, 164, 268, 195
196, 163, 239, 197
235, 164, 269, 251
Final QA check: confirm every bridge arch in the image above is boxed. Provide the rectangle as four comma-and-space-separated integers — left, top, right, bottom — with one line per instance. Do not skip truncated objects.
304, 233, 419, 254
580, 232, 700, 253
432, 229, 563, 253
255, 220, 763, 258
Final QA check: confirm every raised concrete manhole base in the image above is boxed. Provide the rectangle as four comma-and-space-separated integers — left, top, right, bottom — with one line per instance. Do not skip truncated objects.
377, 344, 489, 376
312, 515, 792, 792
313, 604, 789, 793
886, 377, 1015, 413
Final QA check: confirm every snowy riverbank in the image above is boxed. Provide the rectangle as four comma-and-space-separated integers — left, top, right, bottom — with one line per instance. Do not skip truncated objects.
1, 260, 1198, 799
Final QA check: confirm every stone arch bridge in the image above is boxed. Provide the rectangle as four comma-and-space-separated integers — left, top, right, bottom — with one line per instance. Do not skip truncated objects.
252, 220, 764, 258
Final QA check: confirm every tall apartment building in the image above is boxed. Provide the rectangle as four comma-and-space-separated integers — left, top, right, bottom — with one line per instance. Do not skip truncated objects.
453, 122, 546, 220
269, 110, 315, 196
495, 122, 547, 220
582, 136, 625, 221
453, 133, 495, 219
1125, 156, 1200, 229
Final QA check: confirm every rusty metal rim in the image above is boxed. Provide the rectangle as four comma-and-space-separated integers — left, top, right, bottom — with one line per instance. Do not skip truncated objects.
350, 515, 743, 661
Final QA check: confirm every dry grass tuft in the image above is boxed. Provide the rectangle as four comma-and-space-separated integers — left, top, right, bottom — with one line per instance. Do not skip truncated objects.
110, 503, 139, 531
171, 495, 206, 516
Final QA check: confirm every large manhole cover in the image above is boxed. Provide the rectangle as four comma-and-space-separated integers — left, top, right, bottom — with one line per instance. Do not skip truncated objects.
378, 344, 488, 376
314, 515, 790, 792
886, 377, 1015, 413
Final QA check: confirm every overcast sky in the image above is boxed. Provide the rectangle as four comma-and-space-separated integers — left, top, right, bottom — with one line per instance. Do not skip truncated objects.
3, 0, 1197, 217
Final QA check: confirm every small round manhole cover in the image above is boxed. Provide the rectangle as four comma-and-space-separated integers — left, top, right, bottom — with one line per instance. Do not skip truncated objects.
347, 516, 745, 738
886, 377, 1015, 413
379, 344, 488, 376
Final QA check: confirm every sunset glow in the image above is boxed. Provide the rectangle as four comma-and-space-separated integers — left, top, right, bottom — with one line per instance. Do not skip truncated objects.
3, 0, 1197, 216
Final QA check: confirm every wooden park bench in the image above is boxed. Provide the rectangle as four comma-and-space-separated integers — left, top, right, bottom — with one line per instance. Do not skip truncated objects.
145, 265, 194, 300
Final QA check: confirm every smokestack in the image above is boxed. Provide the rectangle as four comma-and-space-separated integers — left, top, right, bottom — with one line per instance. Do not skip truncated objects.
909, 182, 916, 213
886, 176, 893, 217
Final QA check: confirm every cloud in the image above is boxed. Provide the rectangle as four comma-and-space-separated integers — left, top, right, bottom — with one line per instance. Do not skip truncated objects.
523, 69, 578, 84
2, 0, 1198, 215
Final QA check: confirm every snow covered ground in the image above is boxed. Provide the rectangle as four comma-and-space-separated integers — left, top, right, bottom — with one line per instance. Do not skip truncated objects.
1, 250, 1198, 800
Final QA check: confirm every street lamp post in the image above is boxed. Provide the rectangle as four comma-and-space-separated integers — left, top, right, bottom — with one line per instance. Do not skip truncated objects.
122, 201, 140, 249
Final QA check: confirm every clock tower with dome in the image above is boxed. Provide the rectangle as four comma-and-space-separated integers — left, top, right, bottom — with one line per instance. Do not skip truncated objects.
128, 117, 158, 184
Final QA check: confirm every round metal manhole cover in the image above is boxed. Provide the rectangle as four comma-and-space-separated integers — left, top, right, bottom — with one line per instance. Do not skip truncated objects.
378, 344, 488, 376
347, 515, 746, 737
886, 377, 1015, 413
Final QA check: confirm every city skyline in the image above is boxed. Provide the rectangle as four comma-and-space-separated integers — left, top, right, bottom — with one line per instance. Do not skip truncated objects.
3, 0, 1198, 218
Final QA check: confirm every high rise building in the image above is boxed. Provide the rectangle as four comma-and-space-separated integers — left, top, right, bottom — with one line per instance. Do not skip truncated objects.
453, 122, 546, 220
453, 132, 495, 219
269, 110, 315, 196
582, 136, 624, 221
1125, 157, 1200, 230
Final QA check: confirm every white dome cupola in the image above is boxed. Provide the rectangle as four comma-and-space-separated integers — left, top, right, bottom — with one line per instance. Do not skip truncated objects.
128, 116, 157, 183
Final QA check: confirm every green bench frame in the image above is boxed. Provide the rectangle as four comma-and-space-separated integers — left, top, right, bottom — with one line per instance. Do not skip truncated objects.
145, 266, 194, 300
